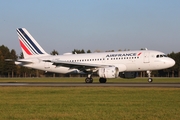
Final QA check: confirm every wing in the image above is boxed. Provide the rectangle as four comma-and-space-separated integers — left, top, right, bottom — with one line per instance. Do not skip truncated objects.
44, 60, 113, 71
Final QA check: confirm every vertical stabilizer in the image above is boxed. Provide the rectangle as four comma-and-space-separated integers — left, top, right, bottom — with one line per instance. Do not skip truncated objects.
16, 28, 49, 58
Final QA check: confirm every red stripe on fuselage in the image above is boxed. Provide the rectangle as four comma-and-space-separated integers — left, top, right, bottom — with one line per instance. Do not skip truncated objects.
19, 40, 32, 55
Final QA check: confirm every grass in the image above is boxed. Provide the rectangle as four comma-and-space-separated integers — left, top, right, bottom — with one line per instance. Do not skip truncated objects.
0, 77, 180, 83
0, 87, 180, 120
0, 77, 180, 119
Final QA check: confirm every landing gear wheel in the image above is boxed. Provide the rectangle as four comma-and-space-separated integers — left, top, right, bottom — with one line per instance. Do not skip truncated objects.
99, 78, 107, 83
85, 78, 93, 83
147, 71, 153, 83
148, 78, 153, 83
85, 73, 93, 83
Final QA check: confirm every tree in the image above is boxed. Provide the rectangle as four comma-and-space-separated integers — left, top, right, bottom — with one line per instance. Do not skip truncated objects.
72, 49, 85, 54
87, 50, 91, 53
170, 52, 180, 77
0, 50, 4, 76
106, 50, 114, 52
50, 50, 59, 55
80, 49, 85, 53
0, 45, 12, 77
168, 52, 180, 77
8, 49, 18, 77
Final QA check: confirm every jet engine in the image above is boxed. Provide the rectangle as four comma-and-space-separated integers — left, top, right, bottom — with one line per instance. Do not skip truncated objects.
98, 67, 119, 78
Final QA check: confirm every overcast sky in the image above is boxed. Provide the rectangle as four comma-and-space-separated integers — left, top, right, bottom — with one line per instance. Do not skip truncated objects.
0, 0, 180, 55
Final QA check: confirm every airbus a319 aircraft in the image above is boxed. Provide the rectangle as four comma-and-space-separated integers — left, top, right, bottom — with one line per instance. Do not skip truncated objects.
15, 28, 175, 83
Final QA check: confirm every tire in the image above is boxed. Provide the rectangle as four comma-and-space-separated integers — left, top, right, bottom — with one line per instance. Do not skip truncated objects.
99, 78, 107, 83
85, 78, 93, 83
148, 78, 153, 83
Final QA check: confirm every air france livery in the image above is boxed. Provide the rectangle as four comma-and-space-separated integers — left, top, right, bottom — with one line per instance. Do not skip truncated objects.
15, 28, 175, 83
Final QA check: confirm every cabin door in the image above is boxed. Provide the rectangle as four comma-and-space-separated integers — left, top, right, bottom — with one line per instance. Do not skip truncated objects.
143, 52, 150, 63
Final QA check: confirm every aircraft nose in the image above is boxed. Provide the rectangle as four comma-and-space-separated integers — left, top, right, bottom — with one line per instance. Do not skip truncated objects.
168, 58, 175, 67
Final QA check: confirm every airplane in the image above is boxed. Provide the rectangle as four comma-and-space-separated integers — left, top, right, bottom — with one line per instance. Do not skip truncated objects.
14, 28, 175, 83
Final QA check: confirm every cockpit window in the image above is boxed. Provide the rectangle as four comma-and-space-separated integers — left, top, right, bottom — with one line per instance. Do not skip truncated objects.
156, 54, 167, 58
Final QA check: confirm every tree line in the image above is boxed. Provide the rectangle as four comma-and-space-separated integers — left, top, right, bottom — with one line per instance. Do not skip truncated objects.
0, 45, 179, 77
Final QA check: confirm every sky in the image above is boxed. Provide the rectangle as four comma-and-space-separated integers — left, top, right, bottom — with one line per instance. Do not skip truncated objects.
0, 0, 180, 55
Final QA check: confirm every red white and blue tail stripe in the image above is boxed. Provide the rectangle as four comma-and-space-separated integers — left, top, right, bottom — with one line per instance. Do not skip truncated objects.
17, 28, 49, 58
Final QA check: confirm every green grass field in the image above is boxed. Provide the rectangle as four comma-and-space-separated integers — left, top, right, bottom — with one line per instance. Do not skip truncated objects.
0, 77, 180, 120
0, 77, 180, 83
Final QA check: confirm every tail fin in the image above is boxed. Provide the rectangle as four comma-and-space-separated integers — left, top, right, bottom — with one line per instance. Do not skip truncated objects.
16, 28, 49, 58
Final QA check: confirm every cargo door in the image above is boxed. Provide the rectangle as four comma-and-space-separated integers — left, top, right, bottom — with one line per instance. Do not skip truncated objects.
44, 62, 50, 69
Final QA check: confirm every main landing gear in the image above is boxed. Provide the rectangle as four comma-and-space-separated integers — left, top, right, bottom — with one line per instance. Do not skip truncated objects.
85, 74, 93, 83
147, 70, 153, 83
85, 74, 107, 83
99, 78, 107, 83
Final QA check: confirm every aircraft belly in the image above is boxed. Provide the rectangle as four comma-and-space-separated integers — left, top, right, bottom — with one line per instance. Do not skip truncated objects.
53, 67, 76, 74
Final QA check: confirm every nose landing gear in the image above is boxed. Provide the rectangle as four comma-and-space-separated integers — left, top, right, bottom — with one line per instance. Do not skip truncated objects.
147, 70, 153, 83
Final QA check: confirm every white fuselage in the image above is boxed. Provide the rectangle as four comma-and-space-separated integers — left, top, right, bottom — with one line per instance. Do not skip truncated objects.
16, 50, 175, 74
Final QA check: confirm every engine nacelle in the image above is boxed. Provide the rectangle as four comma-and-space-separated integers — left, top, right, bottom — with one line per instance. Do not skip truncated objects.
98, 67, 119, 78
119, 72, 137, 79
